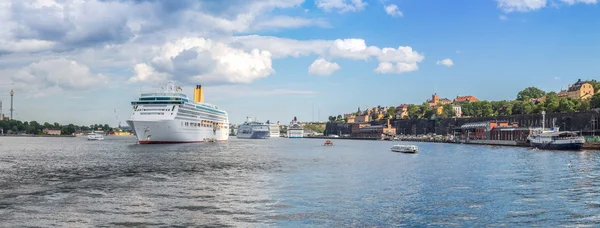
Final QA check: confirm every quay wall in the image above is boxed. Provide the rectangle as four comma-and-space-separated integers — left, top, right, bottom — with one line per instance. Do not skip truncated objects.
325, 111, 600, 136
395, 111, 600, 136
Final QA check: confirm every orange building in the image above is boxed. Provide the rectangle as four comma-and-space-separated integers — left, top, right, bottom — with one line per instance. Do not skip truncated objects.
453, 95, 479, 104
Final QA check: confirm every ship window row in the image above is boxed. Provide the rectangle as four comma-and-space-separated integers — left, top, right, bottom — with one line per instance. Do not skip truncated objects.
179, 107, 226, 117
178, 110, 226, 121
140, 112, 165, 115
137, 108, 170, 112
182, 121, 228, 129
140, 97, 188, 102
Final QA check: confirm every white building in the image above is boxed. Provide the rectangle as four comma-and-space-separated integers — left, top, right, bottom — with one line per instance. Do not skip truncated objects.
452, 105, 462, 117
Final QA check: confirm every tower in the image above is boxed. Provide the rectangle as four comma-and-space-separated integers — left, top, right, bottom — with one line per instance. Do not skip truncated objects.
10, 89, 14, 120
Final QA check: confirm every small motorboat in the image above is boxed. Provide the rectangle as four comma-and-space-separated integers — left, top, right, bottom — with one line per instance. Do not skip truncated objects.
87, 132, 104, 141
324, 140, 333, 146
391, 144, 418, 153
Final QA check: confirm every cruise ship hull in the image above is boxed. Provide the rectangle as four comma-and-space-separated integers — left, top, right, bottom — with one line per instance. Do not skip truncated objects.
127, 120, 229, 144
237, 131, 269, 139
531, 142, 584, 150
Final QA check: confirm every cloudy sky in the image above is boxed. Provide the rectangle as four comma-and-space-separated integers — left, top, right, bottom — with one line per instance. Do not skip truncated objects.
0, 0, 599, 126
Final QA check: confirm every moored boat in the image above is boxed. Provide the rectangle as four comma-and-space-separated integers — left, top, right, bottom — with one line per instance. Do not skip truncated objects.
526, 111, 585, 150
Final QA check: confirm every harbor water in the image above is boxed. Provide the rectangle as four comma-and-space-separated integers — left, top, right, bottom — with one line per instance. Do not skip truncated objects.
1, 136, 600, 227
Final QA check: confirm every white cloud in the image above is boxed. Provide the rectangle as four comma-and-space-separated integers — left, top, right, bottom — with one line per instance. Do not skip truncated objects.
132, 37, 274, 84
316, 0, 367, 13
384, 4, 403, 17
308, 58, 341, 76
129, 63, 170, 83
436, 58, 454, 67
500, 15, 508, 20
497, 0, 597, 12
227, 36, 424, 75
561, 0, 597, 5
497, 0, 548, 12
3, 58, 107, 97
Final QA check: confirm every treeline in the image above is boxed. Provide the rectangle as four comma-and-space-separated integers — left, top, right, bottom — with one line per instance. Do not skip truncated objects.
0, 120, 114, 135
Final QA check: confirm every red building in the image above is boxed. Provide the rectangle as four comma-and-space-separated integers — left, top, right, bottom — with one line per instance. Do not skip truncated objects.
453, 95, 479, 104
456, 120, 527, 140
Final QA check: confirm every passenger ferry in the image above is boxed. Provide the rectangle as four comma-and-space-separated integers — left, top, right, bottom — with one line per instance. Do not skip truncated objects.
126, 82, 229, 144
287, 117, 304, 138
526, 111, 585, 150
236, 117, 270, 139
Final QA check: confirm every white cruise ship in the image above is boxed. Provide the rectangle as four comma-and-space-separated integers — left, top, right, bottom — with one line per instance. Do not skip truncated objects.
287, 117, 304, 138
237, 117, 270, 139
267, 120, 280, 138
126, 82, 229, 144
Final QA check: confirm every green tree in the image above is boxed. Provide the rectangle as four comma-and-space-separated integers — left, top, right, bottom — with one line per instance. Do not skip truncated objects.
543, 92, 560, 113
336, 115, 343, 121
517, 87, 546, 101
440, 104, 456, 118
578, 99, 590, 112
407, 104, 420, 119
386, 107, 396, 119
522, 101, 536, 114
591, 93, 600, 109
558, 98, 576, 112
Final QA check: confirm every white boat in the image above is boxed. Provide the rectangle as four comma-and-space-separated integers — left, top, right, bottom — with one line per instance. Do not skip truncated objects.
267, 120, 281, 138
237, 117, 270, 139
391, 144, 418, 153
287, 117, 303, 138
526, 111, 585, 150
126, 82, 229, 144
87, 132, 104, 141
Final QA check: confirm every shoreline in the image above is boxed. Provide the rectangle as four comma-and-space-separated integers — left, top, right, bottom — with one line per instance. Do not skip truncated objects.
1, 135, 77, 138
305, 136, 600, 150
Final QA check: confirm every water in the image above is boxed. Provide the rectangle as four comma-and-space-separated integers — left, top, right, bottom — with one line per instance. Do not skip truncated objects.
1, 136, 599, 227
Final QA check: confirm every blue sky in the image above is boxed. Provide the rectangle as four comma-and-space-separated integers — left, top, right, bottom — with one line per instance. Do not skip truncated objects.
0, 0, 599, 126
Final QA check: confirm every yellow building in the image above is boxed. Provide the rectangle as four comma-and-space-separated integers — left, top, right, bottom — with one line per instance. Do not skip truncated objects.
435, 106, 444, 115
346, 116, 356, 123
566, 79, 594, 99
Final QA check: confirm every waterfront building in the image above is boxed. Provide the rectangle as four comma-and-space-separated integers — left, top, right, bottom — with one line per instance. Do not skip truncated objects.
351, 119, 396, 138
566, 79, 595, 100
43, 128, 61, 135
454, 120, 521, 140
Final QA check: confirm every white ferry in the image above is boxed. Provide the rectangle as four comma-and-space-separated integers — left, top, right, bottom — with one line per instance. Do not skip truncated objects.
126, 82, 229, 144
87, 131, 104, 141
391, 144, 418, 153
267, 120, 280, 138
526, 111, 585, 150
287, 117, 304, 138
236, 117, 270, 139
